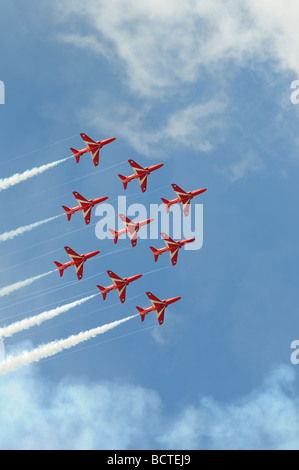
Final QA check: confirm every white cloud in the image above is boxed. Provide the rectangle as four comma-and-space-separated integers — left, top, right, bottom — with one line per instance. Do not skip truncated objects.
57, 33, 109, 58
246, 0, 299, 74
52, 1, 299, 167
55, 0, 299, 98
1, 363, 299, 449
166, 365, 299, 450
218, 153, 265, 182
0, 365, 161, 450
80, 94, 227, 157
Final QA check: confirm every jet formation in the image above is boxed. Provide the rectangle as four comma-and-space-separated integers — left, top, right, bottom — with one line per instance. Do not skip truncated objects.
54, 132, 207, 325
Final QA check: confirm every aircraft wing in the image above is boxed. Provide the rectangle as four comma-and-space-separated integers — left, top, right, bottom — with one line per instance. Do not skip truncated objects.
80, 134, 100, 166
90, 148, 100, 167
146, 293, 165, 325
119, 214, 139, 246
64, 247, 85, 280
116, 284, 127, 303
119, 214, 133, 227
181, 199, 191, 217
155, 306, 166, 325
72, 191, 92, 223
80, 133, 96, 148
107, 271, 127, 303
65, 246, 82, 263
107, 270, 123, 284
138, 174, 148, 193
127, 228, 138, 247
73, 191, 89, 206
128, 160, 148, 192
172, 183, 188, 199
147, 292, 163, 308
128, 159, 145, 175
171, 184, 192, 216
161, 232, 177, 248
161, 233, 181, 265
169, 247, 180, 266
81, 206, 92, 225
74, 260, 85, 280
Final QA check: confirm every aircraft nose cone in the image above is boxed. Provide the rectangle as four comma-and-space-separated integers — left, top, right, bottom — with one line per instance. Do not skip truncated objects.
168, 296, 181, 304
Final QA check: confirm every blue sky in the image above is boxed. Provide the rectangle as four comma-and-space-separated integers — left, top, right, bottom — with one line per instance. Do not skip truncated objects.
0, 0, 299, 449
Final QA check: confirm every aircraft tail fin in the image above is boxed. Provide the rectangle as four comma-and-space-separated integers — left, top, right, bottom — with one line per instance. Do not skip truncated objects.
150, 246, 160, 263
62, 206, 72, 221
54, 261, 65, 277
97, 285, 107, 301
109, 228, 119, 244
118, 174, 128, 190
70, 148, 81, 164
161, 198, 171, 214
136, 306, 146, 322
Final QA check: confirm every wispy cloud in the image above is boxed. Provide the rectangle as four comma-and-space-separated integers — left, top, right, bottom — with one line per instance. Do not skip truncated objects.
53, 0, 299, 167
0, 364, 298, 449
55, 1, 299, 98
81, 96, 227, 157
218, 153, 265, 182
161, 365, 299, 450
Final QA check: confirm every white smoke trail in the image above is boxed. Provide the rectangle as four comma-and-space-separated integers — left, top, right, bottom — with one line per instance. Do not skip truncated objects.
0, 294, 97, 340
0, 215, 63, 243
0, 156, 73, 191
0, 314, 138, 375
0, 270, 55, 298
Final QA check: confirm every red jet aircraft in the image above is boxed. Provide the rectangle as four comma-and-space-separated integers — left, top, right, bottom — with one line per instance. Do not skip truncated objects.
161, 184, 207, 217
70, 133, 116, 167
54, 246, 100, 280
150, 232, 195, 266
118, 159, 164, 193
109, 214, 154, 248
136, 292, 181, 325
62, 191, 108, 225
97, 270, 143, 304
